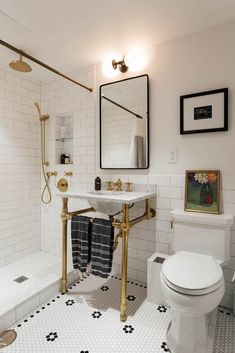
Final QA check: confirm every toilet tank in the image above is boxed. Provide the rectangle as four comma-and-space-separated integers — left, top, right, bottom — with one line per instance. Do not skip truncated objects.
171, 210, 234, 262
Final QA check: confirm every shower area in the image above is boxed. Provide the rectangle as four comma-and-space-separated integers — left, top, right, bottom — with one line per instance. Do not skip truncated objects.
0, 41, 93, 335
0, 95, 65, 333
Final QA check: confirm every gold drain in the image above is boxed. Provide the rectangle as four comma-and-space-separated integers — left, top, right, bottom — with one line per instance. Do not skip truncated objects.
0, 330, 17, 348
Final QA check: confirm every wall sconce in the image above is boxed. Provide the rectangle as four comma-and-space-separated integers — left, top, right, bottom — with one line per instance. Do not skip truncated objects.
112, 57, 128, 73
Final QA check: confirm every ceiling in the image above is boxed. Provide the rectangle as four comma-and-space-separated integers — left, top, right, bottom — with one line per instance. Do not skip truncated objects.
0, 0, 235, 81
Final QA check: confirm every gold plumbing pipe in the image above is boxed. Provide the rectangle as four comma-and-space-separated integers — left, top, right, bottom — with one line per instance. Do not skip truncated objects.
59, 197, 156, 320
35, 102, 52, 204
61, 197, 68, 293
61, 207, 95, 221
0, 39, 93, 92
120, 203, 129, 321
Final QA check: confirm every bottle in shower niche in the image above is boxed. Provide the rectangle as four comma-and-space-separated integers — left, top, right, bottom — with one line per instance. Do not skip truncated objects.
95, 177, 101, 190
60, 153, 66, 164
64, 154, 70, 164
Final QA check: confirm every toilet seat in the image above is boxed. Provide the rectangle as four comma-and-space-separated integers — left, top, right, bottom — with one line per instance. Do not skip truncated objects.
161, 251, 224, 295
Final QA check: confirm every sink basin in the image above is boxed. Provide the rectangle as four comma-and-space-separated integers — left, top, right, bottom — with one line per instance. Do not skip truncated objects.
88, 190, 126, 215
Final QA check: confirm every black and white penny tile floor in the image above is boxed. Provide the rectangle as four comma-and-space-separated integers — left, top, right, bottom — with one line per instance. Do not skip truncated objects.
2, 275, 234, 353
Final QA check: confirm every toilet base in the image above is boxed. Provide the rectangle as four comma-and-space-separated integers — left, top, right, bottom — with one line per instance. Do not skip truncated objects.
166, 309, 217, 353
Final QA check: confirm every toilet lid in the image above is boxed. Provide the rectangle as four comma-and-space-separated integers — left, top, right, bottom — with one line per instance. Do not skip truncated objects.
162, 251, 223, 295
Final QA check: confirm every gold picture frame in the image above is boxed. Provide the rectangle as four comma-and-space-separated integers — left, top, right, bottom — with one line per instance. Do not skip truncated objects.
184, 170, 221, 214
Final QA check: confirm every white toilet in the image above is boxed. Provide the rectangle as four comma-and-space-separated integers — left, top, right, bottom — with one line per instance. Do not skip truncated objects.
160, 210, 234, 353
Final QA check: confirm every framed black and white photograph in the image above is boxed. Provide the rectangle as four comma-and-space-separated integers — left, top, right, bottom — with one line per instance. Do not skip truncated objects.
180, 88, 228, 134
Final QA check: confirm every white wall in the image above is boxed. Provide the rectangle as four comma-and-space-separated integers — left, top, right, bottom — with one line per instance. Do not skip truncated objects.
95, 20, 235, 307
0, 68, 41, 268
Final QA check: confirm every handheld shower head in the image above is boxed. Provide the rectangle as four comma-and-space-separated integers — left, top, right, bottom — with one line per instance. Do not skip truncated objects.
34, 102, 41, 119
34, 102, 49, 121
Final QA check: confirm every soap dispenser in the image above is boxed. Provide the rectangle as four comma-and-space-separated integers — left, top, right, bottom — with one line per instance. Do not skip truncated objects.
95, 177, 101, 190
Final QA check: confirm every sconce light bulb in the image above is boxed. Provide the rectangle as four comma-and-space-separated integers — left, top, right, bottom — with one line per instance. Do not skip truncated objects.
125, 47, 152, 72
102, 59, 119, 77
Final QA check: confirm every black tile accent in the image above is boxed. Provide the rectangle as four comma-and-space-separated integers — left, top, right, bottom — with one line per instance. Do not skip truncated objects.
161, 341, 170, 352
92, 311, 102, 319
127, 295, 136, 302
123, 325, 134, 333
46, 332, 58, 342
101, 285, 109, 291
65, 299, 75, 306
157, 305, 167, 313
17, 324, 21, 327
80, 351, 89, 353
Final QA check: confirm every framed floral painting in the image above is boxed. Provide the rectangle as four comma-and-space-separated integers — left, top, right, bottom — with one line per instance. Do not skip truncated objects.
184, 170, 221, 214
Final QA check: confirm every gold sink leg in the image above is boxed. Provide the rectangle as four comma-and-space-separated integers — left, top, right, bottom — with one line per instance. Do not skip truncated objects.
61, 197, 68, 293
120, 203, 129, 321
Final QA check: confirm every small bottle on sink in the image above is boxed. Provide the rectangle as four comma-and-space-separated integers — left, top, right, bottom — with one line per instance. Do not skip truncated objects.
95, 177, 101, 191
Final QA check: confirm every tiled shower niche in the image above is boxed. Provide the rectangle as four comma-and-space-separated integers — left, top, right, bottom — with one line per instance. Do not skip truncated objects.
55, 114, 73, 165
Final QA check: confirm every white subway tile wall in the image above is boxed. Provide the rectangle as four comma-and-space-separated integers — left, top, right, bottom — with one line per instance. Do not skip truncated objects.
0, 68, 41, 267
40, 67, 96, 264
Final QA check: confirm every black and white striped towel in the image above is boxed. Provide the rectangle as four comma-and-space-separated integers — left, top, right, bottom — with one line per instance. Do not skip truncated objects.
71, 215, 91, 273
90, 219, 114, 278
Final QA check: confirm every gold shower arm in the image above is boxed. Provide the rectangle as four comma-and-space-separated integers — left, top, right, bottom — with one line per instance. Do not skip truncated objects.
0, 39, 93, 92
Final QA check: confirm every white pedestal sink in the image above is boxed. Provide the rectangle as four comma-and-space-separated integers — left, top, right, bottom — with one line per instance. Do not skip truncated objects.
57, 189, 155, 215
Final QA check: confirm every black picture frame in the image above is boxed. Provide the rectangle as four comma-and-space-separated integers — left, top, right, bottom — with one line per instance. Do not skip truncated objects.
180, 88, 228, 134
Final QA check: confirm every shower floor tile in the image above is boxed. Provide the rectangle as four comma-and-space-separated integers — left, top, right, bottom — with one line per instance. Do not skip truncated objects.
2, 275, 234, 353
0, 252, 61, 315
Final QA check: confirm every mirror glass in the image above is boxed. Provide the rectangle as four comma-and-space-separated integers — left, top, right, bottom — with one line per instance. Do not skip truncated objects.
100, 74, 149, 169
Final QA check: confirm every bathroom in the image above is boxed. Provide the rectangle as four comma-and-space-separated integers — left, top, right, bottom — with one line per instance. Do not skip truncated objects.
0, 1, 235, 352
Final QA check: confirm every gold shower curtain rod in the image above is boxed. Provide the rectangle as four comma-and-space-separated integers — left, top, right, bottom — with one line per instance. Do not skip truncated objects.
0, 38, 93, 92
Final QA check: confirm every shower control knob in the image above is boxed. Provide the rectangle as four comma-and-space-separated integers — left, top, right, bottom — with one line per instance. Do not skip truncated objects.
64, 171, 73, 177
57, 178, 68, 192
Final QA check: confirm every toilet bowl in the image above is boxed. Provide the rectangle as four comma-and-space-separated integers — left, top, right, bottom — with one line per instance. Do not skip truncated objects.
160, 251, 225, 353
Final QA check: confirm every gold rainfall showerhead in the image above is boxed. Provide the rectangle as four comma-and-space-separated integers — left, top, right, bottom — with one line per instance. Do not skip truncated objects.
9, 51, 32, 73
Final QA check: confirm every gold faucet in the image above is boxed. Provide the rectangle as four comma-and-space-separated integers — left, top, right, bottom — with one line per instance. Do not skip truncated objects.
114, 178, 122, 192
106, 181, 114, 191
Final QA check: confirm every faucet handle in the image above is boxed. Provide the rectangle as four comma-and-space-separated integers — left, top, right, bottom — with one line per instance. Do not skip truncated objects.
106, 181, 114, 191
125, 182, 133, 192
64, 171, 73, 177
115, 178, 122, 191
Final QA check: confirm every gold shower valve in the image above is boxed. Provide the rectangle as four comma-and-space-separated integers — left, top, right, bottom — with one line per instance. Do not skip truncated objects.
57, 178, 68, 192
47, 171, 58, 177
64, 171, 73, 177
